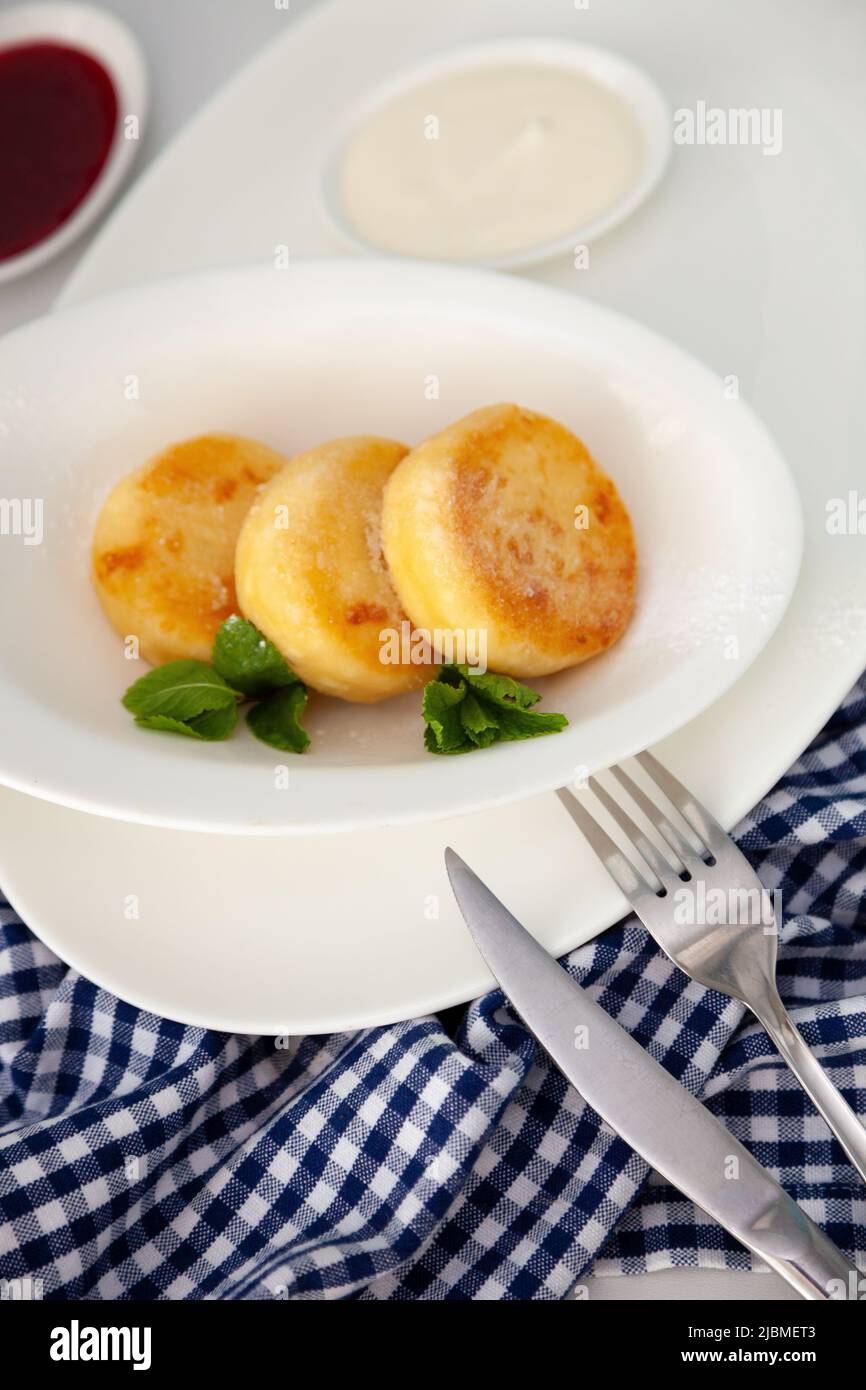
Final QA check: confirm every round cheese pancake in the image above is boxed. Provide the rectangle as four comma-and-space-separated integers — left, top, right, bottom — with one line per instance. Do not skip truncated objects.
235, 436, 430, 703
92, 433, 287, 665
381, 403, 637, 678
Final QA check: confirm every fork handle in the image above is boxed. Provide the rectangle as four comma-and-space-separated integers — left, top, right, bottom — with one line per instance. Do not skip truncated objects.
755, 990, 866, 1185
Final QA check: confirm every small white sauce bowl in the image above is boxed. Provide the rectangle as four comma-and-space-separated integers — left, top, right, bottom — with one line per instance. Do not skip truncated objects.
0, 2, 148, 285
322, 37, 672, 271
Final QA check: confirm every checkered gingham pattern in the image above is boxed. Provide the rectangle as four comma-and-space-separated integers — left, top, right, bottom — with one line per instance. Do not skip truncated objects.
1, 677, 865, 1301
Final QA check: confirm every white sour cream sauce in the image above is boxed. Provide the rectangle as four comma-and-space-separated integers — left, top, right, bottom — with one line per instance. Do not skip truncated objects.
338, 65, 644, 262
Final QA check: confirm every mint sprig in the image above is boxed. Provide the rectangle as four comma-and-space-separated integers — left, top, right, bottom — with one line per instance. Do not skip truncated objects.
422, 664, 567, 754
122, 619, 310, 751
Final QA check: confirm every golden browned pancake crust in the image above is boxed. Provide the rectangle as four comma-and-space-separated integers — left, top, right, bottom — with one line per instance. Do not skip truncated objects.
92, 433, 288, 664
381, 403, 636, 677
235, 436, 431, 703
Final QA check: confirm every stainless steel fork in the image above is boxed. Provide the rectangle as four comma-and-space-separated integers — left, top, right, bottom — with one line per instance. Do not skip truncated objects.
558, 751, 866, 1184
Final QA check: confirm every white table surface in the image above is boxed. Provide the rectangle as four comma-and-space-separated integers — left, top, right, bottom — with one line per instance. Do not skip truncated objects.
0, 0, 823, 1304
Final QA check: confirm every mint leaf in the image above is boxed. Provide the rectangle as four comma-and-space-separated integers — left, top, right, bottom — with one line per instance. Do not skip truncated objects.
489, 705, 568, 741
181, 704, 239, 740
422, 666, 567, 755
212, 615, 298, 697
440, 664, 540, 710
247, 685, 310, 753
134, 703, 238, 741
465, 669, 540, 710
422, 677, 467, 753
123, 660, 241, 720
459, 691, 500, 748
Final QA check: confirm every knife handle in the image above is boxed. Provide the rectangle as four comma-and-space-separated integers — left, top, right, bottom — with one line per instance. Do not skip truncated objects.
745, 1192, 858, 1300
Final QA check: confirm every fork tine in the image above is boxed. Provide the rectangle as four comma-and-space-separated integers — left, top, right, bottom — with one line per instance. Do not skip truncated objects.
609, 763, 697, 869
556, 787, 656, 901
587, 775, 668, 892
635, 751, 720, 855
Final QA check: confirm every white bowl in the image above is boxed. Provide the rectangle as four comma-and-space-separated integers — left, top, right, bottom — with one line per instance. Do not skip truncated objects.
0, 2, 148, 284
321, 38, 672, 270
0, 258, 802, 835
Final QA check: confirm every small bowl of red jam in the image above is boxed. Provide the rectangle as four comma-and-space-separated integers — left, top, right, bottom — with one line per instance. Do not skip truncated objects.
0, 3, 148, 283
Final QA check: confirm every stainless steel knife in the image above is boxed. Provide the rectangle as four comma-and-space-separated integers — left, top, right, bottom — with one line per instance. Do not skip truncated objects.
445, 848, 857, 1301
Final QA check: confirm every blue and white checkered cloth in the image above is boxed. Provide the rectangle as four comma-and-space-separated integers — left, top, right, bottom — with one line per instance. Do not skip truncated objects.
1, 678, 865, 1300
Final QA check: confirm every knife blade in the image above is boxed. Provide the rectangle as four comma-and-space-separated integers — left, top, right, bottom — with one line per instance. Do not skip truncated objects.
445, 848, 856, 1301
